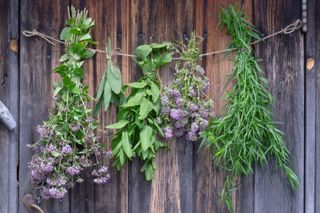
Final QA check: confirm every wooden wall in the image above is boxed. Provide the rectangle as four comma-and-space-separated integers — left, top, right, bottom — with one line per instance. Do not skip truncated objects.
0, 0, 312, 212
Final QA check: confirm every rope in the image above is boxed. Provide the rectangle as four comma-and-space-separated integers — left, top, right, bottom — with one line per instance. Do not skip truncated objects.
22, 19, 302, 59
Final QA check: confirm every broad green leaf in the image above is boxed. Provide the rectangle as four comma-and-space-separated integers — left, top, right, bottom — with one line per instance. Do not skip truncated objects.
135, 45, 152, 59
96, 71, 106, 99
139, 98, 153, 120
121, 131, 132, 158
122, 90, 145, 107
106, 120, 129, 129
127, 82, 147, 88
107, 63, 122, 94
60, 27, 71, 40
79, 33, 91, 41
104, 82, 112, 110
140, 125, 152, 151
150, 81, 160, 102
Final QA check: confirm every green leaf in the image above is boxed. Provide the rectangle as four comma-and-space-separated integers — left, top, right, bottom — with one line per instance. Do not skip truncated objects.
96, 71, 106, 99
79, 33, 91, 41
135, 45, 152, 59
53, 87, 62, 97
122, 90, 145, 107
150, 81, 160, 103
121, 131, 133, 158
106, 120, 129, 129
139, 98, 153, 120
140, 125, 152, 151
127, 82, 147, 88
107, 63, 122, 94
104, 82, 112, 110
60, 27, 72, 40
150, 42, 171, 49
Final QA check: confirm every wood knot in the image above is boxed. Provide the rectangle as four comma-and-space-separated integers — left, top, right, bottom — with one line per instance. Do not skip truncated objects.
9, 39, 18, 53
306, 58, 315, 71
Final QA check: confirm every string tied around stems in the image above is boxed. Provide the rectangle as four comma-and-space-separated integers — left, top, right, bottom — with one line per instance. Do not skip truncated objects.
22, 19, 302, 59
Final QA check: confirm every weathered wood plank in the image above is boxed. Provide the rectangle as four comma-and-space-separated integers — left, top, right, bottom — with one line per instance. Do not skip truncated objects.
19, 1, 70, 212
305, 0, 316, 212
253, 0, 305, 212
129, 1, 194, 213
0, 0, 19, 212
310, 0, 320, 212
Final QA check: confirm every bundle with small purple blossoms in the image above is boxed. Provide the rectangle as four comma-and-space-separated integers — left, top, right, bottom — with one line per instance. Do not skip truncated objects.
28, 7, 112, 200
158, 33, 214, 142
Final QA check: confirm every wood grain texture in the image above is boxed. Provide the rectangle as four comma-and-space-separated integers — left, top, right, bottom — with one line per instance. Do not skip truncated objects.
19, 1, 69, 212
309, 0, 320, 212
0, 0, 19, 212
305, 0, 316, 212
253, 0, 305, 212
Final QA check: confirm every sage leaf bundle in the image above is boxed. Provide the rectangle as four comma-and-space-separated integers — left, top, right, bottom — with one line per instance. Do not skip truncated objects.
107, 43, 172, 181
94, 41, 124, 114
200, 5, 298, 212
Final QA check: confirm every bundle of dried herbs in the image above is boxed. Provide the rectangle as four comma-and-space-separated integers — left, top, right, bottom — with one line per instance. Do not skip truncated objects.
158, 33, 213, 141
200, 5, 298, 212
107, 43, 172, 180
94, 40, 124, 114
28, 7, 111, 200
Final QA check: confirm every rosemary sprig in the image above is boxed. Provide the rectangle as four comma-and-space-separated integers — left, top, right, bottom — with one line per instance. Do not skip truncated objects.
201, 5, 298, 212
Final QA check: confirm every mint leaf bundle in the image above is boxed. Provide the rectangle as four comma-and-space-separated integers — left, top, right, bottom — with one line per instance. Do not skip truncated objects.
107, 43, 172, 181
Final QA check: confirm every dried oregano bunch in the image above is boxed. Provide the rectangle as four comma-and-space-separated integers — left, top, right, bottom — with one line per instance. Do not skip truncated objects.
158, 33, 213, 141
28, 7, 111, 200
200, 5, 298, 212
107, 43, 172, 180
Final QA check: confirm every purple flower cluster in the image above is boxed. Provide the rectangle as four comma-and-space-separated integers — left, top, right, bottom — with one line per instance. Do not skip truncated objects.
92, 166, 111, 184
29, 113, 112, 200
159, 62, 214, 142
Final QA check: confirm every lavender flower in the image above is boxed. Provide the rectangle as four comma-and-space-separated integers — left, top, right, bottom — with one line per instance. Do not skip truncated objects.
93, 177, 109, 184
48, 187, 67, 199
190, 122, 199, 133
199, 119, 209, 130
66, 165, 81, 176
161, 96, 169, 105
188, 103, 198, 112
170, 109, 184, 120
164, 127, 173, 139
61, 144, 72, 154
36, 125, 51, 138
175, 98, 184, 108
98, 166, 108, 174
186, 131, 198, 142
71, 124, 81, 132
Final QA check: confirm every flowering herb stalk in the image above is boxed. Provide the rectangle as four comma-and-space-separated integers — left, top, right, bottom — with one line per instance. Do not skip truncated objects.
200, 5, 298, 212
28, 7, 111, 200
159, 33, 213, 141
107, 43, 172, 181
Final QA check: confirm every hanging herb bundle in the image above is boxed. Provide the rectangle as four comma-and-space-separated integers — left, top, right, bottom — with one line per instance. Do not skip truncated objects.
28, 7, 112, 200
107, 43, 172, 181
200, 5, 298, 212
158, 33, 213, 141
94, 40, 124, 115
